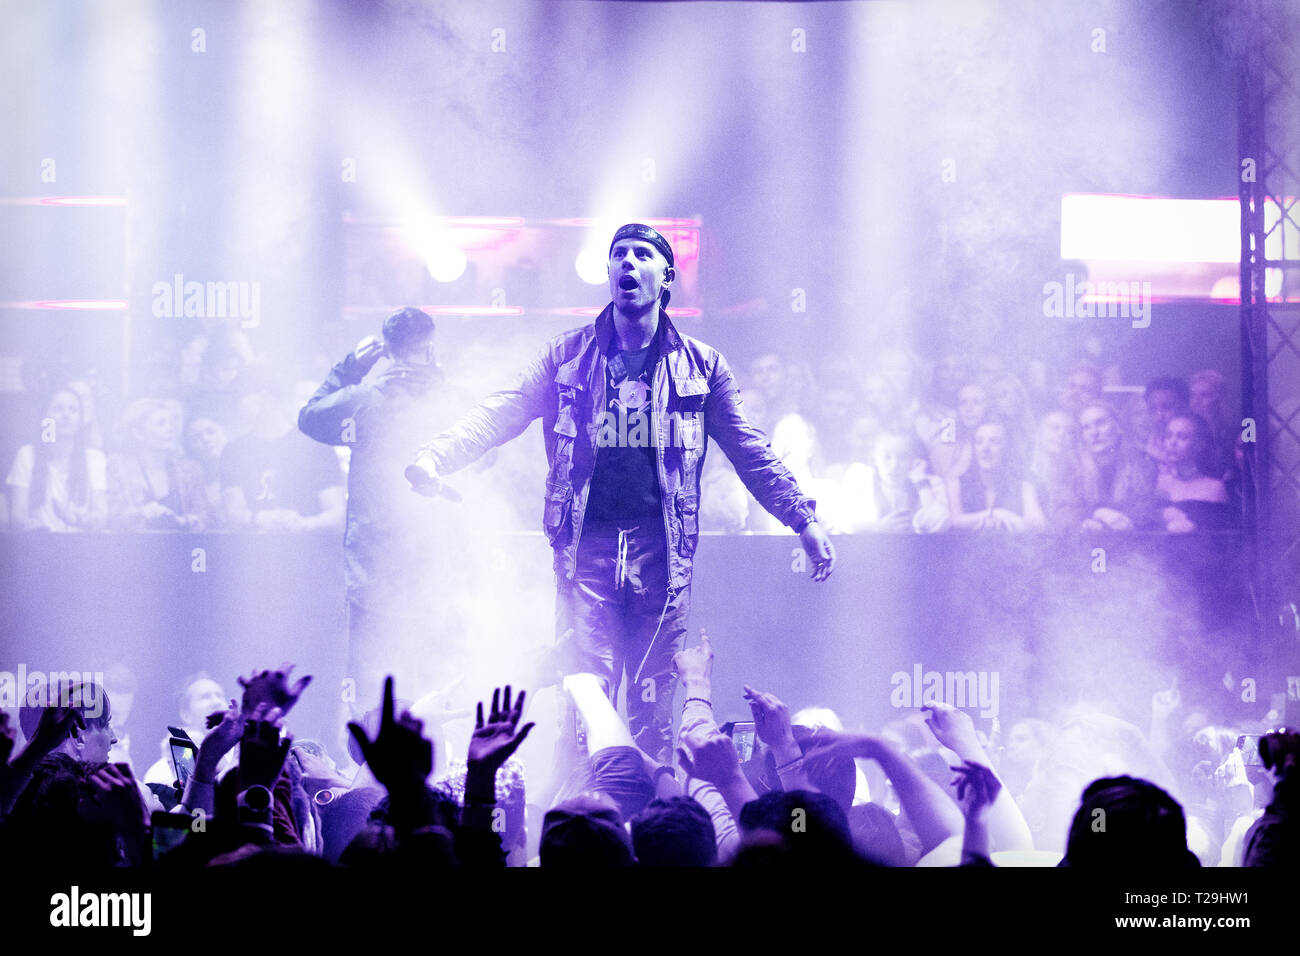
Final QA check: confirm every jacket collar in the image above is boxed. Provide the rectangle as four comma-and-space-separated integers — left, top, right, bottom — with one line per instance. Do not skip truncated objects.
594, 303, 683, 357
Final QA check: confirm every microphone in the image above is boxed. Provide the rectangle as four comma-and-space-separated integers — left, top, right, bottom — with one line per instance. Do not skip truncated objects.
405, 459, 462, 503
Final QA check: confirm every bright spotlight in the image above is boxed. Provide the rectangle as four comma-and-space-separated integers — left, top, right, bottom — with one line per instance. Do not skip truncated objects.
575, 244, 609, 285
425, 240, 467, 283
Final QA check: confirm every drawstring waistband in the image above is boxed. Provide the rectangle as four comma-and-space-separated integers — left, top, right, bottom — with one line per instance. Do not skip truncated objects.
615, 528, 630, 589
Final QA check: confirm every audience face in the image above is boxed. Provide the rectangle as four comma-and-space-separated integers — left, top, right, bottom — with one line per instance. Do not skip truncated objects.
991, 376, 1024, 417
1037, 411, 1071, 457
78, 715, 118, 763
863, 375, 895, 416
1079, 404, 1120, 459
880, 350, 916, 400
1004, 720, 1047, 767
819, 387, 854, 435
1146, 388, 1184, 434
58, 685, 117, 763
1163, 416, 1199, 471
1189, 374, 1224, 423
181, 678, 226, 729
135, 404, 179, 453
933, 353, 966, 400
873, 434, 912, 484
67, 381, 97, 429
749, 354, 783, 394
957, 384, 988, 430
973, 422, 1008, 472
187, 417, 227, 464
1063, 368, 1102, 412
203, 349, 245, 390
45, 390, 83, 442
847, 414, 882, 466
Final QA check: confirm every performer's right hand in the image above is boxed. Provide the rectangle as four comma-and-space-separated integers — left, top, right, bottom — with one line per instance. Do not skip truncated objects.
405, 455, 443, 496
354, 335, 385, 368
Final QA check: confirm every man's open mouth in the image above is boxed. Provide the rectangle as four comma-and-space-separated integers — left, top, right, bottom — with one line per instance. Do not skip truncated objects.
618, 275, 638, 291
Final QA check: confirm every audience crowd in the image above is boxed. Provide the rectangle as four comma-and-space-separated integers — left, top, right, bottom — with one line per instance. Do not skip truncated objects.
1, 644, 1292, 869
0, 322, 1242, 535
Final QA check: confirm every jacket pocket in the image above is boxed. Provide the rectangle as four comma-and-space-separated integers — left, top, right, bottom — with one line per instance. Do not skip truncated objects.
676, 492, 699, 557
543, 481, 574, 546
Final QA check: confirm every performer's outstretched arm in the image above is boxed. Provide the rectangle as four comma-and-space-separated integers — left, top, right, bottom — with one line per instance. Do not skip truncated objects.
413, 340, 556, 477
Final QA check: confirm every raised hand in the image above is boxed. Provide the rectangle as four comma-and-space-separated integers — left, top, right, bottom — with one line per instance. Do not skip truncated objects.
196, 699, 243, 780
237, 662, 312, 719
922, 701, 982, 756
237, 705, 292, 790
347, 676, 433, 797
353, 335, 385, 369
412, 674, 473, 725
950, 760, 1002, 819
467, 685, 534, 773
802, 731, 880, 780
742, 685, 796, 750
673, 632, 714, 686
83, 762, 149, 831
677, 727, 743, 786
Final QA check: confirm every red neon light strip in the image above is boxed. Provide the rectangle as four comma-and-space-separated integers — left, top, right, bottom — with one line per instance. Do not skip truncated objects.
0, 299, 128, 310
0, 196, 128, 207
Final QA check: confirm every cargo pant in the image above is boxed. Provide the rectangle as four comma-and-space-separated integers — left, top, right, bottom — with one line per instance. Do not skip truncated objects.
557, 520, 691, 766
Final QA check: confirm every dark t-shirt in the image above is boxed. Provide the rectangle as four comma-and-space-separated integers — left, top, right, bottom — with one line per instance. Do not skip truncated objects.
220, 429, 342, 516
586, 344, 661, 522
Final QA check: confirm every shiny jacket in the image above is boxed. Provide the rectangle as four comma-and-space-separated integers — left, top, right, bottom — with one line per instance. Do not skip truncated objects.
416, 305, 816, 591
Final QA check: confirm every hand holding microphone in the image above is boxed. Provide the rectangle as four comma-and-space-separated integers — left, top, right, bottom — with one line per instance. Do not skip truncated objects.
406, 456, 443, 497
405, 456, 463, 502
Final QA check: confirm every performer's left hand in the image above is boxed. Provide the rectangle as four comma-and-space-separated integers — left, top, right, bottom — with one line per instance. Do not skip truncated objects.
799, 520, 836, 582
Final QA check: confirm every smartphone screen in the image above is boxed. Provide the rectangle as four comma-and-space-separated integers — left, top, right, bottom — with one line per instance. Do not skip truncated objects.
151, 810, 192, 861
169, 737, 197, 788
730, 721, 757, 763
1237, 735, 1263, 766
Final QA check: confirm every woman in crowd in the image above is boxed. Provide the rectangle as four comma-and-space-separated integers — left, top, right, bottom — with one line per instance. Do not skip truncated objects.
948, 421, 1046, 532
1054, 402, 1159, 532
107, 398, 212, 531
925, 382, 989, 480
186, 416, 229, 523
5, 386, 107, 531
1157, 412, 1235, 532
841, 430, 950, 533
989, 372, 1037, 465
1029, 410, 1075, 509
